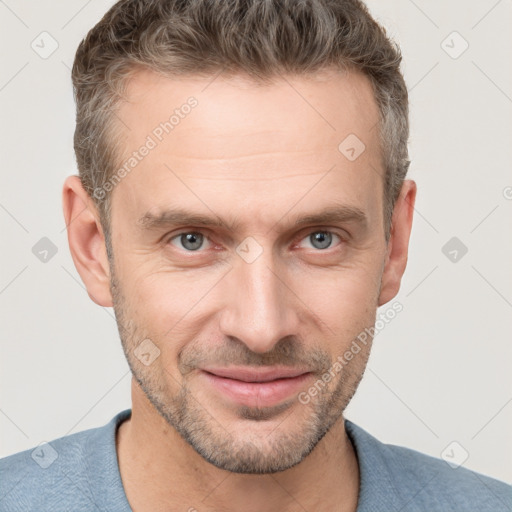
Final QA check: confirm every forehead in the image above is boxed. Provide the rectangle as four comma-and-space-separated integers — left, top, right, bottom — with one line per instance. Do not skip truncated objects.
118, 67, 380, 158
110, 68, 383, 232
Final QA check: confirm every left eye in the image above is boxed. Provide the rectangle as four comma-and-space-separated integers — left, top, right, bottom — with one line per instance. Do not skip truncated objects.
170, 232, 211, 251
298, 231, 341, 250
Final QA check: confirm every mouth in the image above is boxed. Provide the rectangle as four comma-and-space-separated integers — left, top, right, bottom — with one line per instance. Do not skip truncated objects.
199, 366, 313, 408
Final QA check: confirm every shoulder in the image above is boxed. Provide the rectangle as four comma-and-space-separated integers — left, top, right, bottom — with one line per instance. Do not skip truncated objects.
345, 419, 512, 512
0, 410, 131, 512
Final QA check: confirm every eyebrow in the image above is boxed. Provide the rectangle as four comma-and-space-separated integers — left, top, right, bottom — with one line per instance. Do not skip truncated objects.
137, 204, 368, 233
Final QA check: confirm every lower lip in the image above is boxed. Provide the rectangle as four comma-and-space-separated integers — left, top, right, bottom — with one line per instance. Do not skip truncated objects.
201, 371, 312, 407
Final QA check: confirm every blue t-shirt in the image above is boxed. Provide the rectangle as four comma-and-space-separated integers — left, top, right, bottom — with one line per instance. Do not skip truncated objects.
1, 409, 510, 511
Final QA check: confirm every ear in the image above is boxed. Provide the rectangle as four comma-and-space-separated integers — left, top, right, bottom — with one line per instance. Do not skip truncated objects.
378, 179, 417, 306
62, 176, 113, 307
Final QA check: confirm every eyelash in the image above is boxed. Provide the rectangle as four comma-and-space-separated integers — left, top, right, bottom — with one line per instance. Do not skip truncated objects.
167, 229, 346, 253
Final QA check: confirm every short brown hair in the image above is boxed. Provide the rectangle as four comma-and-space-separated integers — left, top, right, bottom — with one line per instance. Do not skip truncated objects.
72, 0, 410, 249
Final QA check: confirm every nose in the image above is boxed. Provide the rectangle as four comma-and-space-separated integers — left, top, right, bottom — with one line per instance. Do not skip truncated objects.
219, 248, 301, 354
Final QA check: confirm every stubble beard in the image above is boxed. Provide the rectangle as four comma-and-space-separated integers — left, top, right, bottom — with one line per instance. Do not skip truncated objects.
110, 271, 373, 474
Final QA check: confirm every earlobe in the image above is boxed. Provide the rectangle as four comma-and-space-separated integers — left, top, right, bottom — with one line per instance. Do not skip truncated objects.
377, 180, 417, 307
62, 176, 113, 307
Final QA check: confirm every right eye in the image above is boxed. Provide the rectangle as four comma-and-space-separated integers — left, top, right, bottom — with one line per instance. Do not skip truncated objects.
169, 231, 212, 252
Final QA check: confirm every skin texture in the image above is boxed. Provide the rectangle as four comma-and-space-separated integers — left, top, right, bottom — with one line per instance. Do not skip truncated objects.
63, 68, 416, 512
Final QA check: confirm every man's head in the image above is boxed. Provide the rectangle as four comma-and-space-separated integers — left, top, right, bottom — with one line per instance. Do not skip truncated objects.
63, 0, 416, 474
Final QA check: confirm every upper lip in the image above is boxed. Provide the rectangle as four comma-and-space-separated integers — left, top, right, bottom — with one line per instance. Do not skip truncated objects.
201, 366, 310, 383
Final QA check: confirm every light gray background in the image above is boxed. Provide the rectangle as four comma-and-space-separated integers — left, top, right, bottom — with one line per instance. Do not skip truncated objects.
1, 0, 511, 484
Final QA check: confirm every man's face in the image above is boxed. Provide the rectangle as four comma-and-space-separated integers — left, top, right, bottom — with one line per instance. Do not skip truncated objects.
109, 69, 388, 473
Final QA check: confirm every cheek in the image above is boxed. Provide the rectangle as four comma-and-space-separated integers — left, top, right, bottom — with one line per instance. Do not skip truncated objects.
294, 264, 380, 317
122, 268, 226, 342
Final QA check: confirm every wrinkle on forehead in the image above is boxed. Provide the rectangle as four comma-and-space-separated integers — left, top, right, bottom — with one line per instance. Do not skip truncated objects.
110, 68, 385, 234
115, 67, 381, 163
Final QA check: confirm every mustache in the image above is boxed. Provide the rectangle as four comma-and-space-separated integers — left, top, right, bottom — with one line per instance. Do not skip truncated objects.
178, 336, 332, 375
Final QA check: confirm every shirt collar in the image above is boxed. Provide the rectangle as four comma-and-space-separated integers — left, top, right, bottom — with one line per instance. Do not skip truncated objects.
345, 418, 407, 512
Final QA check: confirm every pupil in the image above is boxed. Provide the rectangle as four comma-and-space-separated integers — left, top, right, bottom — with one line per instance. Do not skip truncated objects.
312, 231, 331, 249
182, 233, 202, 250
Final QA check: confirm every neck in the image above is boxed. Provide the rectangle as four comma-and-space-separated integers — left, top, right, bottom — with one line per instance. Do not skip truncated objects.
116, 379, 359, 512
